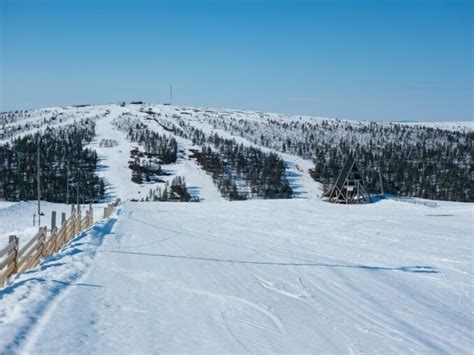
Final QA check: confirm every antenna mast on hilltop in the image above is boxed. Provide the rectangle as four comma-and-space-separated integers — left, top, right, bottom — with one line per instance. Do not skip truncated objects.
169, 85, 173, 105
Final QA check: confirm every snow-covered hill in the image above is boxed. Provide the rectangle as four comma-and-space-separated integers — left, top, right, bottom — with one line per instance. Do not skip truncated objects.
0, 103, 473, 353
2, 103, 471, 203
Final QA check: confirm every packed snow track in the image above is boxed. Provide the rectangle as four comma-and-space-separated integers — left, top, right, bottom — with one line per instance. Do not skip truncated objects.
0, 199, 472, 354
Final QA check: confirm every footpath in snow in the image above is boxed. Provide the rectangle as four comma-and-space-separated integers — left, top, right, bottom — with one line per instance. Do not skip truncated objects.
0, 199, 472, 353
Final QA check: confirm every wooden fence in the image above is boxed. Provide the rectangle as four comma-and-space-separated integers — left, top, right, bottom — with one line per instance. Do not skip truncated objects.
0, 201, 117, 289
391, 197, 438, 208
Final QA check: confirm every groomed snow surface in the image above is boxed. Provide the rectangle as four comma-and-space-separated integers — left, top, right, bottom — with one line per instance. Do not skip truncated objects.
1, 199, 473, 354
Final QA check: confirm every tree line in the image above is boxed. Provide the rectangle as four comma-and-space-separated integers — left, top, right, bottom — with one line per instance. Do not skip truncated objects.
143, 176, 194, 202
0, 119, 105, 203
166, 117, 293, 200
205, 114, 472, 202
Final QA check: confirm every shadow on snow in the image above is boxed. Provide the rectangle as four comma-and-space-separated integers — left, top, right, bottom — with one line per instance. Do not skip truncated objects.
101, 250, 439, 274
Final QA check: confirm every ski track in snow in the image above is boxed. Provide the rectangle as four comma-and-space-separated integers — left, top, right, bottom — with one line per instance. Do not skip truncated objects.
0, 200, 472, 354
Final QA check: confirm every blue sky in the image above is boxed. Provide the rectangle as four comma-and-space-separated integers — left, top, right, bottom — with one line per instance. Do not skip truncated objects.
0, 0, 472, 121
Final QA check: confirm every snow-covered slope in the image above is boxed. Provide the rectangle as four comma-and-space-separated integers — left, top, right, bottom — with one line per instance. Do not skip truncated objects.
83, 104, 283, 202
1, 103, 473, 354
4, 103, 471, 204
0, 199, 472, 353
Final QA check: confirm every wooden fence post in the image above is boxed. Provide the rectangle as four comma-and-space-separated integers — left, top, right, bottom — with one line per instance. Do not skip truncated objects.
76, 208, 82, 233
72, 207, 76, 236
51, 211, 56, 230
46, 227, 57, 257
89, 204, 93, 226
7, 235, 19, 278
39, 227, 47, 259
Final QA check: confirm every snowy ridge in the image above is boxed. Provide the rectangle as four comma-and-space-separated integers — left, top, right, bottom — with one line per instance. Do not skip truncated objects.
2, 103, 470, 202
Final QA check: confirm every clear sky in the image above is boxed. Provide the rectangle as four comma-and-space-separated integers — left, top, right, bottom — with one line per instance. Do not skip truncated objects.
0, 0, 472, 121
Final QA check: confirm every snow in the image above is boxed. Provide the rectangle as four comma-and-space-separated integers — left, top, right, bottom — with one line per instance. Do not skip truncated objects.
143, 116, 224, 202
170, 156, 224, 202
1, 103, 473, 353
81, 105, 225, 202
394, 120, 474, 131
0, 106, 103, 144
179, 118, 323, 199
1, 199, 473, 353
2, 103, 469, 202
0, 201, 100, 249
86, 106, 140, 201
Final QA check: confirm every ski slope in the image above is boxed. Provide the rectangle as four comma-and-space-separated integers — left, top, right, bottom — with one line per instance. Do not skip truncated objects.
1, 103, 473, 353
5, 103, 471, 204
1, 199, 472, 353
82, 104, 228, 202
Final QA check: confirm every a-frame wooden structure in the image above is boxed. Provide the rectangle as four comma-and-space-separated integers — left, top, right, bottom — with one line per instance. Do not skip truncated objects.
324, 152, 371, 204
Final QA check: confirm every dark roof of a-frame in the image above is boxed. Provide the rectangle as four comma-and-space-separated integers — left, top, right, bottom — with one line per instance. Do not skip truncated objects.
324, 152, 363, 196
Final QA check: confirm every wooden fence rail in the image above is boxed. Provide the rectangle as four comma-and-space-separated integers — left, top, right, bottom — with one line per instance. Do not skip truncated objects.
0, 201, 117, 289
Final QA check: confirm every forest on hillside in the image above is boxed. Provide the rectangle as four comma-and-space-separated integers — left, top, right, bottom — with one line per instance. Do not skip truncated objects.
201, 114, 472, 202
0, 106, 471, 203
0, 119, 105, 203
170, 119, 293, 200
113, 114, 178, 185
